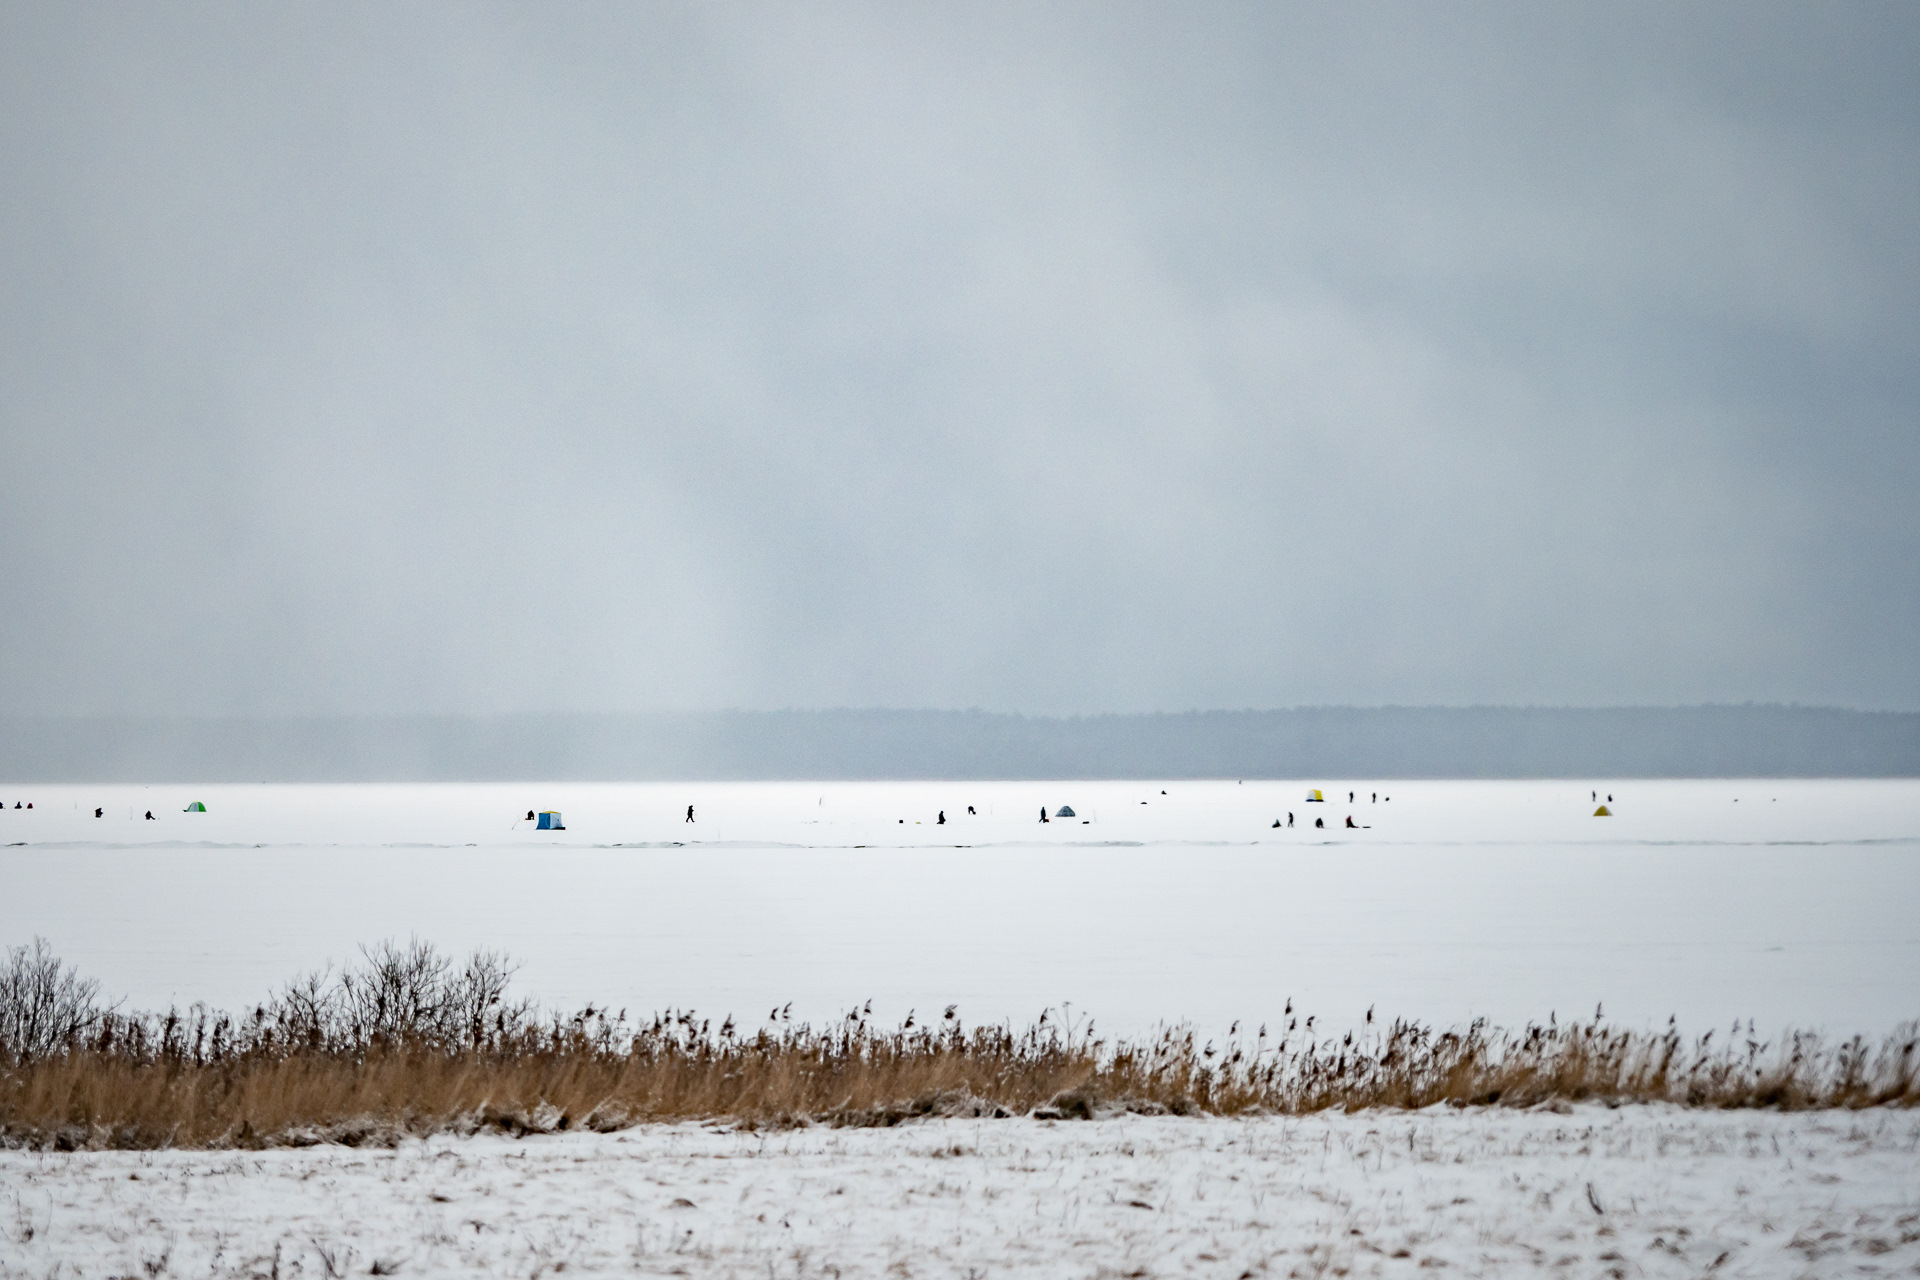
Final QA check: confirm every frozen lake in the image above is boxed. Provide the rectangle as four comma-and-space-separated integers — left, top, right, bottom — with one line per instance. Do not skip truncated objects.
2, 779, 1916, 1038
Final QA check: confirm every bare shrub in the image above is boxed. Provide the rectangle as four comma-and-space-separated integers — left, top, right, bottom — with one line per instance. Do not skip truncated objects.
0, 938, 106, 1063
0, 941, 1912, 1149
332, 938, 528, 1051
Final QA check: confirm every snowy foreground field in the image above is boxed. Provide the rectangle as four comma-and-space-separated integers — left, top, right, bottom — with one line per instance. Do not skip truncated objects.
4, 1108, 1918, 1279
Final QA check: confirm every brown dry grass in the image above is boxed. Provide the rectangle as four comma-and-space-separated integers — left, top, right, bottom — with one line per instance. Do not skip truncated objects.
2, 940, 1914, 1149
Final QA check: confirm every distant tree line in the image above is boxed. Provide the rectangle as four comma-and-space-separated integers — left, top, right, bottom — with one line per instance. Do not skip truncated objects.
3, 705, 1917, 780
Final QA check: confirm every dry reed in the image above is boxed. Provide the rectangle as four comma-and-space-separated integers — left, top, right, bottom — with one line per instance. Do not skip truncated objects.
2, 939, 1913, 1150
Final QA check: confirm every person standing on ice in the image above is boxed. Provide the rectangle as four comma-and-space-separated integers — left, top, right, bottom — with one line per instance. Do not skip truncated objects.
1039, 807, 1049, 823
686, 805, 695, 823
1287, 811, 1293, 827
937, 811, 945, 825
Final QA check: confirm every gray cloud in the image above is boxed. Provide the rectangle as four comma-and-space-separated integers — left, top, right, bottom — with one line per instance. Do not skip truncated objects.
3, 2, 1916, 715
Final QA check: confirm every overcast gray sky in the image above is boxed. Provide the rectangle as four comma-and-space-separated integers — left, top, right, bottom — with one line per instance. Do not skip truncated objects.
2, 2, 1916, 716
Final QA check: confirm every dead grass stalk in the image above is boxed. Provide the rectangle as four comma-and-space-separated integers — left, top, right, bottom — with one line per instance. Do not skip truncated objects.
2, 939, 1912, 1149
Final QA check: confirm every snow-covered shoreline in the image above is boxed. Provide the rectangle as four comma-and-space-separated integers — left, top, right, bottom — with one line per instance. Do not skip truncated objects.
4, 1106, 1916, 1278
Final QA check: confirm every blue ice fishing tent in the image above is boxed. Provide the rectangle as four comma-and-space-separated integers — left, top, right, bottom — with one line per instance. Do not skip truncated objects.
537, 811, 565, 830
1054, 805, 1075, 818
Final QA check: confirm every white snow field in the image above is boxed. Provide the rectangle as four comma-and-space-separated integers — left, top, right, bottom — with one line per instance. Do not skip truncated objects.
3, 1107, 1918, 1278
2, 778, 1918, 1037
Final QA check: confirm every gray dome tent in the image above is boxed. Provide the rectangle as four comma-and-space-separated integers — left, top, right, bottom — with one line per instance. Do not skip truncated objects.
1054, 805, 1075, 818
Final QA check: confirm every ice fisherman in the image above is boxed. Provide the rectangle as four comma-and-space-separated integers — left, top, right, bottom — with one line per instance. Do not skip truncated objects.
1039, 807, 1049, 823
967, 806, 976, 815
94, 808, 102, 818
526, 810, 534, 821
1287, 812, 1294, 827
1346, 815, 1357, 828
144, 810, 154, 820
686, 805, 695, 823
1314, 816, 1324, 829
937, 811, 945, 825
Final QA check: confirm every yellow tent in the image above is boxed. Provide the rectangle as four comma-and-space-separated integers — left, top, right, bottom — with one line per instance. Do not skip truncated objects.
1593, 805, 1611, 816
1306, 789, 1325, 802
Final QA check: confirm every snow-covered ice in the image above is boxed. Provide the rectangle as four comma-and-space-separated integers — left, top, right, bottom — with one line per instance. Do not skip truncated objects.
3, 1107, 1917, 1278
3, 778, 1917, 1037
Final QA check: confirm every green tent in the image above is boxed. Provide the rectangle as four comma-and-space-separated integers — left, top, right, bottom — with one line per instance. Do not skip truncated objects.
184, 801, 206, 812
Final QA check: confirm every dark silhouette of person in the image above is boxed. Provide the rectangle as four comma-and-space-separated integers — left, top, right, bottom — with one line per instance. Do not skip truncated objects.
1272, 819, 1281, 828
1371, 792, 1376, 803
1592, 790, 1597, 802
1287, 812, 1294, 827
1607, 794, 1613, 803
1039, 807, 1049, 823
94, 808, 103, 818
686, 805, 695, 823
1349, 791, 1354, 803
526, 810, 534, 821
1314, 817, 1324, 829
967, 806, 975, 815
937, 811, 945, 825
144, 810, 154, 820
1346, 815, 1357, 828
